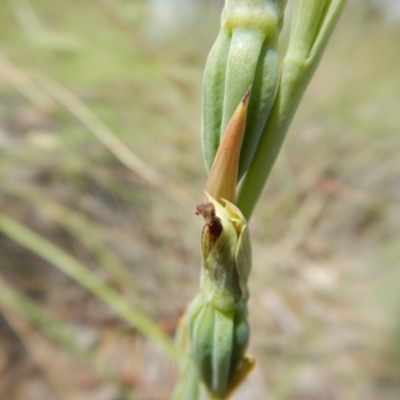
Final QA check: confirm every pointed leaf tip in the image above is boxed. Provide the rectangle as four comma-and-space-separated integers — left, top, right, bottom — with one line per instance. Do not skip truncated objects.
206, 87, 252, 204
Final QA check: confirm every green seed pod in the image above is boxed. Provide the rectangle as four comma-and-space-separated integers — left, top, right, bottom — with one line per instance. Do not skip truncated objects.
187, 297, 235, 396
185, 194, 252, 396
202, 0, 285, 178
186, 299, 251, 397
173, 304, 251, 400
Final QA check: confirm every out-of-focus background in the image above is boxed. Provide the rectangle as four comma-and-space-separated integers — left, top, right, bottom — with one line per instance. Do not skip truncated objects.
0, 0, 399, 399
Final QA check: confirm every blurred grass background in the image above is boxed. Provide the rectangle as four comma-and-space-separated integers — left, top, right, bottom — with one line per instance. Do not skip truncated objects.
0, 0, 399, 399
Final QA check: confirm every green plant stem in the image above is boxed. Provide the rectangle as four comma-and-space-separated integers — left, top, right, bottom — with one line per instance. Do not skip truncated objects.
237, 0, 347, 220
0, 212, 175, 358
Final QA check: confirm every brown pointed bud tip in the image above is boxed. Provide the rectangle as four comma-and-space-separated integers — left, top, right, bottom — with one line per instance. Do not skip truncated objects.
206, 86, 252, 204
241, 85, 252, 105
196, 201, 222, 257
224, 356, 255, 398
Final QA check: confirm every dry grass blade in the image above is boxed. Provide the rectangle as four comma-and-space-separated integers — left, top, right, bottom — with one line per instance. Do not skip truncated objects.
0, 51, 53, 110
34, 73, 196, 210
5, 182, 133, 292
0, 51, 195, 211
7, 0, 43, 37
0, 212, 175, 358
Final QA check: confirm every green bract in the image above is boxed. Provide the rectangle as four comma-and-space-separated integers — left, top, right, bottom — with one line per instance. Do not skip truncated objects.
237, 0, 348, 219
202, 0, 286, 178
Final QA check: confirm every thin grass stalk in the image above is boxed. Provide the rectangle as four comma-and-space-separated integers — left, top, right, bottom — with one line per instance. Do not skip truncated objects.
4, 182, 132, 290
34, 73, 196, 210
0, 212, 175, 358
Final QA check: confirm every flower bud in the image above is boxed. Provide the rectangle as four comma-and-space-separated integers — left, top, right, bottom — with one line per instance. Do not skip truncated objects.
185, 194, 252, 396
197, 194, 251, 310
